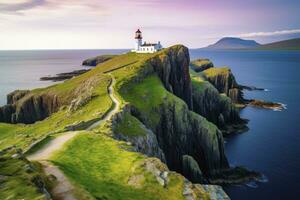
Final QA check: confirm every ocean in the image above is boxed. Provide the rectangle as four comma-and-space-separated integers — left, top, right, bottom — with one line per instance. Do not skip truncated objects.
0, 49, 299, 199
190, 49, 300, 200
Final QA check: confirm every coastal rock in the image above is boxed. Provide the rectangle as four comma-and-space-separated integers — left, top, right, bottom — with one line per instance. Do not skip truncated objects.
40, 69, 90, 82
0, 74, 100, 124
182, 155, 205, 183
7, 90, 30, 104
203, 67, 244, 103
82, 55, 116, 66
112, 105, 166, 162
190, 59, 214, 72
149, 45, 193, 108
191, 79, 247, 134
153, 99, 229, 177
0, 93, 60, 124
201, 184, 230, 200
0, 104, 15, 123
248, 99, 285, 110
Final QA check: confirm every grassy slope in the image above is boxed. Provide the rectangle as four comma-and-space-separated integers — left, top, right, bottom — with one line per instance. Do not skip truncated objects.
256, 38, 300, 50
0, 52, 147, 149
51, 132, 186, 200
114, 112, 147, 137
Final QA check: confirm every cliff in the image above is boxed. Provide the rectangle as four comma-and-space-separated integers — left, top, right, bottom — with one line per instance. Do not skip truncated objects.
116, 46, 229, 179
0, 92, 61, 124
0, 71, 102, 124
191, 76, 247, 134
203, 67, 244, 103
149, 45, 193, 108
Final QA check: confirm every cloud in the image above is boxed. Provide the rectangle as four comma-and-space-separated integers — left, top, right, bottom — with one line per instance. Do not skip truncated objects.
0, 0, 46, 13
235, 29, 300, 38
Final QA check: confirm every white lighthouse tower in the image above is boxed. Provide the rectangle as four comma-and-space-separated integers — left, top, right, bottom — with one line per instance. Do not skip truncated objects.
134, 29, 143, 51
132, 29, 162, 53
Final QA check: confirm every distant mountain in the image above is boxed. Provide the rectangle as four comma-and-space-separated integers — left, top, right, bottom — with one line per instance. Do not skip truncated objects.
206, 37, 260, 49
255, 38, 300, 50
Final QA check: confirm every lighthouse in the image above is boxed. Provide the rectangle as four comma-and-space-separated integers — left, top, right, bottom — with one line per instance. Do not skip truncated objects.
135, 29, 143, 51
132, 29, 162, 53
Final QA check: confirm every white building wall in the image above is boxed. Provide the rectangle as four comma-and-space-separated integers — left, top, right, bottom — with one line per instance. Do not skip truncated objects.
136, 44, 161, 53
132, 39, 162, 53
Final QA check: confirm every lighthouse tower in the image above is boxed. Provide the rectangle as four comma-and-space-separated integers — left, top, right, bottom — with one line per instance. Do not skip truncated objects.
134, 29, 143, 51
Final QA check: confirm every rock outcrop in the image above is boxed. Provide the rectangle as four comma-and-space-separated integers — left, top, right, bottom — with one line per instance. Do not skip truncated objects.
0, 92, 60, 124
190, 59, 214, 72
182, 155, 206, 183
153, 98, 229, 177
40, 69, 90, 82
191, 79, 247, 134
148, 45, 193, 109
112, 105, 166, 162
7, 90, 30, 104
82, 55, 116, 66
203, 67, 244, 103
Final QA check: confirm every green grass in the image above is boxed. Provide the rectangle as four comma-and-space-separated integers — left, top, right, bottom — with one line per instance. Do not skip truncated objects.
51, 132, 186, 200
114, 112, 147, 137
191, 73, 217, 94
203, 67, 230, 77
0, 148, 51, 200
118, 75, 172, 128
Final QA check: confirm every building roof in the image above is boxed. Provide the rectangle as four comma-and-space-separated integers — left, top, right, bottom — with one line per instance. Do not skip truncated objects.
141, 43, 158, 47
136, 29, 141, 33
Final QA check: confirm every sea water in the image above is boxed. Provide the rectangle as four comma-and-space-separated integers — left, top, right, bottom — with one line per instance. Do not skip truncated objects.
190, 49, 300, 200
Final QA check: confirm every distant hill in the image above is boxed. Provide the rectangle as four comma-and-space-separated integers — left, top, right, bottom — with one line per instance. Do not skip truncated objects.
205, 37, 260, 49
255, 38, 300, 50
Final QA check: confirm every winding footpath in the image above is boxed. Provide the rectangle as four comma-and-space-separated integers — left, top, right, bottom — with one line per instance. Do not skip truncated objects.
27, 74, 120, 200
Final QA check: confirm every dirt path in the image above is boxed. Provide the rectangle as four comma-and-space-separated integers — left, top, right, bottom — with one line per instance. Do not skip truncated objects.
27, 132, 79, 161
87, 74, 120, 130
27, 74, 120, 200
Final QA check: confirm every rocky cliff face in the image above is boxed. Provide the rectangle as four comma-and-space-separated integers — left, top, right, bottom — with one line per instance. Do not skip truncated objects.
155, 99, 229, 177
203, 67, 244, 103
148, 45, 193, 109
7, 90, 30, 104
112, 105, 166, 162
191, 79, 247, 134
0, 92, 60, 124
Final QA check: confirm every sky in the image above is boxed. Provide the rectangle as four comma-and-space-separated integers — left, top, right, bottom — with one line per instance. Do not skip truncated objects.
0, 0, 299, 50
